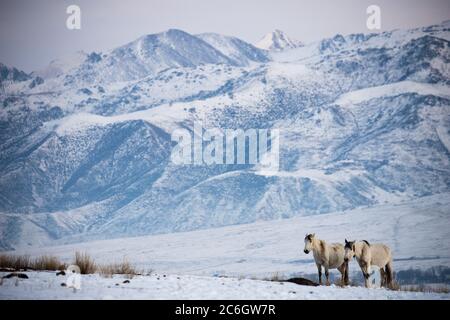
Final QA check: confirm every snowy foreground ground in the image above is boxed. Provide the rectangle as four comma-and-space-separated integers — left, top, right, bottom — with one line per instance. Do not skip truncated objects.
1, 193, 449, 299
0, 271, 448, 300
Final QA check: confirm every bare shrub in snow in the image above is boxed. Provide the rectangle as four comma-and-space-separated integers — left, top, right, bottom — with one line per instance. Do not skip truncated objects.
98, 259, 139, 278
32, 255, 66, 271
0, 254, 31, 270
74, 252, 96, 274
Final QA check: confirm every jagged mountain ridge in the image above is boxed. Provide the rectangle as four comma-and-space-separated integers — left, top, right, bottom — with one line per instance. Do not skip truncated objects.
0, 22, 449, 250
55, 29, 269, 87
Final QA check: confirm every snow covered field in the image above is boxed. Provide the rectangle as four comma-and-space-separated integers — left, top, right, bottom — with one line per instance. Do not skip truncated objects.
8, 193, 450, 277
1, 271, 447, 300
1, 194, 449, 299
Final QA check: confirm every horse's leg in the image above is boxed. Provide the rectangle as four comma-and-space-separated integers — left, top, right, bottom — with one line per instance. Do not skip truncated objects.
338, 263, 346, 286
344, 261, 349, 285
316, 263, 322, 285
379, 267, 386, 287
361, 262, 370, 288
385, 260, 394, 289
325, 267, 330, 286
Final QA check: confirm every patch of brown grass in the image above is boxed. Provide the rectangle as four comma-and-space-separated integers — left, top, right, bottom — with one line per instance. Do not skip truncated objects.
1, 252, 144, 278
0, 254, 66, 271
98, 259, 139, 279
74, 252, 96, 274
0, 254, 31, 270
32, 255, 66, 271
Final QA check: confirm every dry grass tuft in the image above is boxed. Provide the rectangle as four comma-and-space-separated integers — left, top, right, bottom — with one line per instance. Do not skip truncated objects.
98, 259, 139, 278
1, 252, 142, 278
32, 255, 66, 271
0, 254, 66, 271
0, 254, 31, 270
74, 252, 96, 274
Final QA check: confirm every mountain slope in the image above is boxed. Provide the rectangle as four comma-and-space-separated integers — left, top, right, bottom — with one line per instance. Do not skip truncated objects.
197, 33, 269, 66
0, 22, 449, 250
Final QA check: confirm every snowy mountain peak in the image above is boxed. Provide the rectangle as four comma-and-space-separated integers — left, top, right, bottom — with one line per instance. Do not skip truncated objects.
255, 29, 303, 51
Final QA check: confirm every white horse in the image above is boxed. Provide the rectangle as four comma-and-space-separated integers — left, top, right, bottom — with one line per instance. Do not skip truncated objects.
304, 234, 348, 286
344, 239, 394, 288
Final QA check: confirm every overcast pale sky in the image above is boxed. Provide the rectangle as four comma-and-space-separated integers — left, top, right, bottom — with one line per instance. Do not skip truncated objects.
1, 0, 449, 72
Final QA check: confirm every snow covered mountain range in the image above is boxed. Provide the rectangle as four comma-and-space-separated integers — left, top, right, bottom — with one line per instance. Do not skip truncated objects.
0, 22, 449, 250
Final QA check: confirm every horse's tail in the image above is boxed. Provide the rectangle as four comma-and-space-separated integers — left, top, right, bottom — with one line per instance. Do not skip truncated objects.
385, 259, 394, 288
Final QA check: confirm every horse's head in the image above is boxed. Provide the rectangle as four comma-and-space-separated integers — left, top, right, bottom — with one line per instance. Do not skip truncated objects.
344, 239, 356, 262
303, 233, 315, 254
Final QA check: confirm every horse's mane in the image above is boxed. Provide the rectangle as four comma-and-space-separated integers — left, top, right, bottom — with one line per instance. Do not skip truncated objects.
319, 240, 326, 251
362, 240, 370, 246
